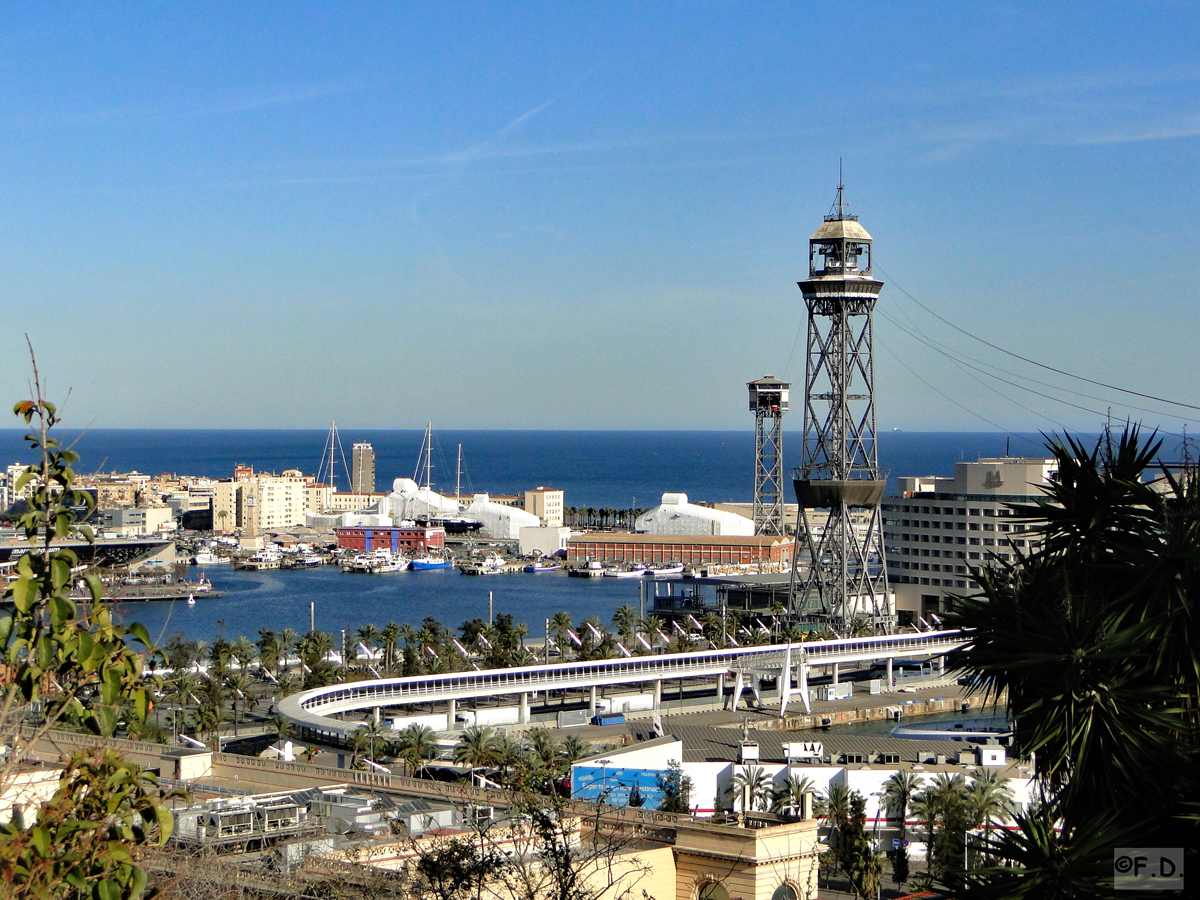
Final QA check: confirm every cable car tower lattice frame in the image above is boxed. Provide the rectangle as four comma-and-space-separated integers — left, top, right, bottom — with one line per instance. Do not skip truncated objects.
787, 182, 893, 631
748, 376, 790, 536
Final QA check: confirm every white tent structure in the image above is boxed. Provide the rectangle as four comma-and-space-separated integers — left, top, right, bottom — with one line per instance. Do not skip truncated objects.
466, 494, 542, 540
381, 477, 462, 521
634, 493, 755, 537
306, 512, 393, 530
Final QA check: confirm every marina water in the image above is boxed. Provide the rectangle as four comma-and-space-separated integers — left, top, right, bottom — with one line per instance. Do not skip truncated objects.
0, 428, 1125, 643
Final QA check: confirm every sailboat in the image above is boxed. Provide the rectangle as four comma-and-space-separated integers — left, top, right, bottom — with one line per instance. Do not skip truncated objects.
413, 423, 484, 535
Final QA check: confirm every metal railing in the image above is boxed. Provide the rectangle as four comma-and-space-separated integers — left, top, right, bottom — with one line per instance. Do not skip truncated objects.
277, 630, 970, 740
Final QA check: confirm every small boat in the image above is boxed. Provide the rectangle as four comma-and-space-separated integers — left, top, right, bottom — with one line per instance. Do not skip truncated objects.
524, 561, 560, 573
410, 556, 453, 570
569, 560, 605, 578
644, 564, 685, 577
603, 565, 647, 578
371, 558, 411, 573
193, 549, 230, 566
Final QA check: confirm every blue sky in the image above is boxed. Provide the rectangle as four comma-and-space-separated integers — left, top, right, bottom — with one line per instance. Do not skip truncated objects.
2, 2, 1198, 433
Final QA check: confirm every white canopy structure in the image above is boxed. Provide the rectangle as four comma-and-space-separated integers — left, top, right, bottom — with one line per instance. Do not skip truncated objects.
382, 477, 462, 521
634, 492, 755, 537
466, 494, 542, 539
306, 512, 393, 529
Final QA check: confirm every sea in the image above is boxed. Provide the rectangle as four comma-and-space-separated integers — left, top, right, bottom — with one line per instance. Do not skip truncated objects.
0, 427, 1134, 647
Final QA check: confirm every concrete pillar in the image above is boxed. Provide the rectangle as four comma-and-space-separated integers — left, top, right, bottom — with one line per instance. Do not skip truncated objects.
750, 673, 763, 708
886, 657, 893, 689
519, 692, 529, 725
373, 706, 380, 725
653, 679, 663, 711
938, 655, 946, 675
447, 698, 457, 731
832, 663, 839, 685
798, 663, 811, 714
717, 672, 726, 700
778, 645, 793, 717
589, 685, 598, 716
731, 671, 745, 711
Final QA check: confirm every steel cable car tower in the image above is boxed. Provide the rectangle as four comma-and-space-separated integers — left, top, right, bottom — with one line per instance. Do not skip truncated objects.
787, 181, 893, 630
749, 376, 790, 536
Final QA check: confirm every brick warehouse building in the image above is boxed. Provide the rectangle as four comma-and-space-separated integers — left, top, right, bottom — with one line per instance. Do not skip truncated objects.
566, 532, 792, 566
335, 525, 445, 555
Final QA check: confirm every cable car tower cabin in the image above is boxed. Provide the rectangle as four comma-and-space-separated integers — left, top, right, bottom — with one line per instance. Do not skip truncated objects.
788, 183, 893, 630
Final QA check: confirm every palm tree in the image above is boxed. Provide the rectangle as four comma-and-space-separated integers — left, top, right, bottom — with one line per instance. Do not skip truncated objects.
395, 724, 438, 777
279, 627, 299, 666
910, 789, 941, 873
275, 672, 301, 699
230, 635, 256, 677
882, 770, 923, 839
193, 704, 223, 748
256, 629, 285, 678
818, 782, 852, 855
558, 734, 590, 766
269, 715, 293, 743
611, 605, 639, 641
771, 774, 816, 817
162, 671, 201, 711
362, 719, 393, 762
303, 629, 334, 667
223, 672, 254, 736
381, 622, 400, 673
526, 727, 560, 778
728, 765, 773, 813
453, 725, 499, 770
356, 623, 381, 660
491, 733, 520, 781
351, 726, 370, 760
967, 769, 1016, 857
549, 611, 573, 651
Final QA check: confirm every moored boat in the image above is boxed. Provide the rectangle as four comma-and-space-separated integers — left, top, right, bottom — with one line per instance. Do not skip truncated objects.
410, 555, 453, 570
603, 565, 647, 578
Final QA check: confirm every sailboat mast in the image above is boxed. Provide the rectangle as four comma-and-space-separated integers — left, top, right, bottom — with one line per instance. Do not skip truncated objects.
424, 421, 433, 491
456, 443, 462, 505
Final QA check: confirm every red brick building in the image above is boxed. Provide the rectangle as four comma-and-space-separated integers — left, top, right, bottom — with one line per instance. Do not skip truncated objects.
335, 525, 445, 554
566, 532, 792, 566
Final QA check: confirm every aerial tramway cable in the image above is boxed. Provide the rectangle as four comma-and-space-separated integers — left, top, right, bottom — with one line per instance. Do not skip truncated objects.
876, 264, 1200, 413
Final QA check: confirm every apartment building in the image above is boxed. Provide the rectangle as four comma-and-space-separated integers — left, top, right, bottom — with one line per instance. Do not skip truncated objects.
350, 442, 376, 494
523, 486, 564, 527
882, 456, 1056, 622
212, 467, 309, 534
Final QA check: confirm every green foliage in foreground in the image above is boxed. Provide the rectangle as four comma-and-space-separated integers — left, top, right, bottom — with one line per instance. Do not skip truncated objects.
0, 377, 175, 899
947, 427, 1200, 898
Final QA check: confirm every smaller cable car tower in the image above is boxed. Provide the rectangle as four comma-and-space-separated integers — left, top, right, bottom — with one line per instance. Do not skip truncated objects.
748, 376, 789, 536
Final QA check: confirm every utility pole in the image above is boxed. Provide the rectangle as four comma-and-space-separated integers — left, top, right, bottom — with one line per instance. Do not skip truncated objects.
488, 591, 493, 626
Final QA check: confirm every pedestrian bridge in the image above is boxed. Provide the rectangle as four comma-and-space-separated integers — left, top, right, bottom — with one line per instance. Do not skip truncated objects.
276, 629, 971, 743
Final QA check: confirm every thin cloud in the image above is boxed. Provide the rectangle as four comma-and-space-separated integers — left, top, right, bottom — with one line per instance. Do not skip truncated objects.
0, 80, 369, 130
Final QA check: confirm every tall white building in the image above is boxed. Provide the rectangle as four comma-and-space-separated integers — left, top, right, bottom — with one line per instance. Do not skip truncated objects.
883, 457, 1056, 623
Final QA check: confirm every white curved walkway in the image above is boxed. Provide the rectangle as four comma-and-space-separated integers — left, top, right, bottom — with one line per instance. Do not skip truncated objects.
277, 630, 970, 743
